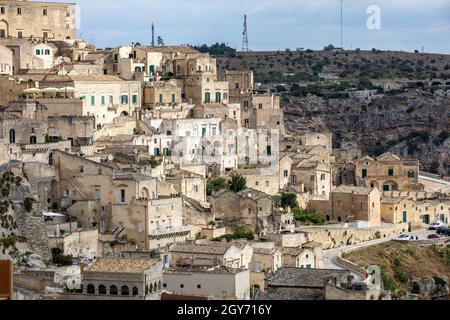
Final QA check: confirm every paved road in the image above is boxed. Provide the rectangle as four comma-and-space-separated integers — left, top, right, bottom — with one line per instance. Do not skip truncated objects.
323, 229, 435, 272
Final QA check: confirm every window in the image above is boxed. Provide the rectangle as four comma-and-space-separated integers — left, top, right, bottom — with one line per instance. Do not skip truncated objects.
101, 96, 105, 106
388, 169, 394, 176
243, 101, 249, 108
408, 171, 415, 178
320, 173, 326, 181
109, 95, 113, 104
132, 94, 138, 105
17, 7, 22, 15
361, 168, 367, 178
284, 170, 289, 177
215, 92, 221, 103
121, 95, 128, 104
197, 284, 201, 289
98, 285, 106, 295
0, 7, 4, 15
224, 93, 228, 100
65, 23, 70, 29
265, 181, 269, 187
180, 284, 184, 288
79, 166, 84, 173
159, 94, 163, 104
0, 29, 5, 38
64, 188, 69, 197
171, 93, 176, 103
95, 189, 101, 200
43, 9, 48, 16
204, 92, 211, 103
35, 49, 41, 56
9, 129, 15, 144
90, 95, 95, 106
119, 189, 126, 203
121, 286, 129, 296
30, 136, 37, 144
43, 32, 48, 39
18, 31, 23, 38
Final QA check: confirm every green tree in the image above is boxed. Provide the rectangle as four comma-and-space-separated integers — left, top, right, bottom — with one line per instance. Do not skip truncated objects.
229, 174, 247, 193
206, 177, 228, 196
157, 36, 164, 46
274, 193, 299, 209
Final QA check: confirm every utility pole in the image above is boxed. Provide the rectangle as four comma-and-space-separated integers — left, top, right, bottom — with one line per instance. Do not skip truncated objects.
242, 14, 249, 52
151, 23, 155, 46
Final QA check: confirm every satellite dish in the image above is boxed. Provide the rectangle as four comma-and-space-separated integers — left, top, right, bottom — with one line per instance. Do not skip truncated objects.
107, 154, 114, 161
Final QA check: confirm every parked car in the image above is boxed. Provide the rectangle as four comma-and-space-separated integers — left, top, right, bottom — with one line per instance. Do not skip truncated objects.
395, 234, 413, 241
436, 226, 447, 235
444, 228, 450, 237
429, 221, 444, 230
427, 233, 441, 239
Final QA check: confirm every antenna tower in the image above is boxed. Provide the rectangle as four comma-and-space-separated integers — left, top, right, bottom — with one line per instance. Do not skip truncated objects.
152, 23, 155, 46
242, 14, 249, 52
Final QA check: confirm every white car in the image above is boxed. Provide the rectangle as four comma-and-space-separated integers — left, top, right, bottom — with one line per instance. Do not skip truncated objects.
395, 234, 413, 241
429, 221, 444, 230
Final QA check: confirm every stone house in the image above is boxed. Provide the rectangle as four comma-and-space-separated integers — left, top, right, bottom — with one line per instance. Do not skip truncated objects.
289, 159, 333, 199
308, 185, 381, 227
80, 257, 163, 300
168, 240, 253, 270
219, 70, 254, 104
211, 188, 274, 237
0, 0, 76, 40
258, 267, 351, 300
163, 266, 250, 300
47, 227, 98, 260
39, 74, 142, 127
248, 242, 282, 292
355, 153, 422, 191
381, 197, 419, 224
282, 246, 316, 269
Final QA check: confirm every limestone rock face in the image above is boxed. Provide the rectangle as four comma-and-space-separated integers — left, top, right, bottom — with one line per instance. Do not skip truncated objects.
412, 276, 449, 299
282, 93, 450, 175
0, 164, 51, 267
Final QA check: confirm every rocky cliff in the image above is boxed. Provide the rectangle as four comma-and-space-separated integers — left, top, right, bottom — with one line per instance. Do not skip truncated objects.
0, 164, 51, 267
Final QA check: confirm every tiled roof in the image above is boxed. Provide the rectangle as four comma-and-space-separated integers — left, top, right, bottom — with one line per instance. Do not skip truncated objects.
87, 258, 159, 273
164, 266, 243, 275
333, 185, 374, 195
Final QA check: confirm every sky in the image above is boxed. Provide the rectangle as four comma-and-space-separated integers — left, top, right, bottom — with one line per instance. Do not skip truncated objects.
58, 0, 450, 54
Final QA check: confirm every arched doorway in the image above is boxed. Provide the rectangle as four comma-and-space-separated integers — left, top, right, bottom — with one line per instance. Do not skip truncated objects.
132, 287, 138, 296
121, 286, 129, 295
110, 285, 118, 295
98, 285, 106, 295
30, 136, 37, 144
87, 284, 95, 294
140, 187, 149, 200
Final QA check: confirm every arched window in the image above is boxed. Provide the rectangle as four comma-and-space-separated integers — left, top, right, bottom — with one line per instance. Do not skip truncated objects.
110, 285, 118, 295
9, 129, 15, 144
98, 285, 106, 295
87, 284, 95, 294
121, 285, 129, 295
215, 92, 221, 103
132, 287, 138, 296
30, 136, 37, 144
158, 280, 162, 291
338, 216, 342, 223
149, 283, 153, 293
154, 282, 158, 292
48, 153, 53, 165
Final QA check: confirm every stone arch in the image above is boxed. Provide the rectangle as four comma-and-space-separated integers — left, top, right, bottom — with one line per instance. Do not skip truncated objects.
149, 283, 153, 293
369, 180, 379, 189
158, 280, 162, 291
121, 285, 129, 295
0, 20, 9, 38
110, 285, 118, 295
153, 281, 158, 292
140, 187, 150, 200
98, 284, 106, 294
87, 284, 95, 294
121, 111, 129, 116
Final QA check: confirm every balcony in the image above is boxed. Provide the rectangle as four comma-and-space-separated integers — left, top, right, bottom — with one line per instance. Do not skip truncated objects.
148, 226, 191, 240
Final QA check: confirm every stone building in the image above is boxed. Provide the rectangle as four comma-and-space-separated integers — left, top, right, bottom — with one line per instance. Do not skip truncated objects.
163, 266, 250, 300
219, 70, 253, 104
211, 188, 274, 237
39, 74, 142, 127
258, 267, 351, 300
47, 227, 98, 260
0, 0, 77, 40
282, 246, 316, 269
355, 153, 422, 191
308, 185, 381, 227
0, 43, 12, 74
248, 242, 282, 293
80, 257, 163, 300
168, 240, 253, 269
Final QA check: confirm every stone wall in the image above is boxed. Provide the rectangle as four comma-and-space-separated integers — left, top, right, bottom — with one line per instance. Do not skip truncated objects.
298, 223, 408, 249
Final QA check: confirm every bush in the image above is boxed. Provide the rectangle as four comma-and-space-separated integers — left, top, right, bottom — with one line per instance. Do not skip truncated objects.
212, 225, 254, 242
207, 177, 228, 196
273, 192, 299, 209
292, 208, 325, 225
374, 231, 381, 239
228, 174, 247, 193
395, 271, 408, 283
51, 247, 73, 266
